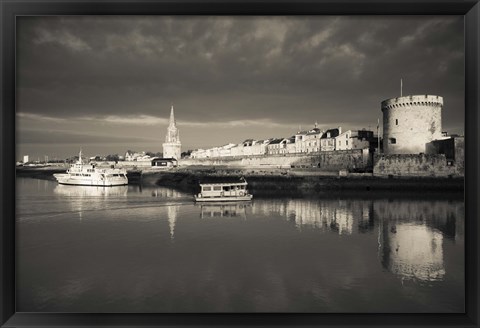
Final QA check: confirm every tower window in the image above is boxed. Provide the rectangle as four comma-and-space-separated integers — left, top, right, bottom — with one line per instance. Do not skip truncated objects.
395, 119, 398, 125
389, 138, 397, 144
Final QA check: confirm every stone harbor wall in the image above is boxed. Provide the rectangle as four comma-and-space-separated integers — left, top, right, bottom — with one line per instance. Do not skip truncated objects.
180, 149, 370, 171
373, 153, 462, 177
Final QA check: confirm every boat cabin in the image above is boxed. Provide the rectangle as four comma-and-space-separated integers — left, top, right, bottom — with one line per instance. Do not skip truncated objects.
199, 182, 248, 198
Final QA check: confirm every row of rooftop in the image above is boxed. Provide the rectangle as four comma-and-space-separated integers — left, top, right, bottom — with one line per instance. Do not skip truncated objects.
191, 126, 376, 159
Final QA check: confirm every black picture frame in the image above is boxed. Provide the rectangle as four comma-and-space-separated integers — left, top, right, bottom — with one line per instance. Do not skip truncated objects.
1, 1, 479, 327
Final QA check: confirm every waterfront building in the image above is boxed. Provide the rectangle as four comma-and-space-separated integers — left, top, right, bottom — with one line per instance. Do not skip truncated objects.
136, 155, 153, 162
266, 138, 285, 155
336, 129, 374, 151
251, 139, 272, 156
294, 130, 308, 153
151, 157, 177, 167
294, 125, 323, 153
23, 155, 29, 163
241, 139, 255, 156
381, 95, 443, 154
425, 135, 464, 173
230, 143, 244, 157
162, 105, 182, 160
285, 136, 296, 154
304, 127, 323, 153
320, 128, 341, 151
125, 151, 147, 161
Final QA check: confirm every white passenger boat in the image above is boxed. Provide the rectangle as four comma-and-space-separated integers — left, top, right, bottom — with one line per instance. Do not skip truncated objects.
53, 150, 128, 187
194, 178, 253, 202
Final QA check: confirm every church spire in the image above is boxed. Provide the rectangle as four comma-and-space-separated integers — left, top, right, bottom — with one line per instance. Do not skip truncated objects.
163, 104, 181, 160
169, 105, 176, 127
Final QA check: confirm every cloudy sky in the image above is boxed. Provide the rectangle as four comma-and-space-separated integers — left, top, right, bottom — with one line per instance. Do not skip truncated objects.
16, 16, 464, 160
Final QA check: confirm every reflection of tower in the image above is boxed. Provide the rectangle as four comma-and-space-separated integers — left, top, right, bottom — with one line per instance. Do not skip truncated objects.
358, 201, 375, 233
379, 220, 445, 281
167, 205, 178, 240
162, 105, 181, 160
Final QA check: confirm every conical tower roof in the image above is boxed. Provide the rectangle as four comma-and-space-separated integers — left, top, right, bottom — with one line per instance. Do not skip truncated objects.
169, 105, 176, 127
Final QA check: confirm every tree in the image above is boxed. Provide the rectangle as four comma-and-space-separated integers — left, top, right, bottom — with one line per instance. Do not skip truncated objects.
146, 151, 163, 158
105, 154, 120, 162
181, 150, 193, 158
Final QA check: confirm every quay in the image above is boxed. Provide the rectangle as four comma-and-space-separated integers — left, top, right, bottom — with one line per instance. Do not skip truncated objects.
16, 165, 464, 195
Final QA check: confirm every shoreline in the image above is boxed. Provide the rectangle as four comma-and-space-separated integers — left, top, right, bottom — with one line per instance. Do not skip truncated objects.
16, 166, 464, 195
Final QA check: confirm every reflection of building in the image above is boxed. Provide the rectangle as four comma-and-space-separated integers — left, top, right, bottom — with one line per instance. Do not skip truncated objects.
199, 203, 249, 219
150, 187, 184, 198
253, 198, 374, 235
379, 222, 445, 281
167, 205, 179, 240
162, 105, 181, 160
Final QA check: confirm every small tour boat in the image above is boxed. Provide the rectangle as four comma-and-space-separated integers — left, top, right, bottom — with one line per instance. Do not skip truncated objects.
194, 178, 253, 202
53, 150, 128, 187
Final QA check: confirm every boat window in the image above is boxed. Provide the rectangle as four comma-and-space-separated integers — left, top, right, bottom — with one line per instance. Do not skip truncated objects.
213, 186, 222, 191
223, 186, 230, 191
203, 186, 211, 191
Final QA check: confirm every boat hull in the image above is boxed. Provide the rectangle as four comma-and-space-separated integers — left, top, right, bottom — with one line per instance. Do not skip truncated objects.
54, 173, 128, 187
194, 195, 253, 202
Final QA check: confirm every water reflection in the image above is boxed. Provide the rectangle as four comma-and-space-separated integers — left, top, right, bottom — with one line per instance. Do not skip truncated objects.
167, 205, 179, 240
252, 198, 463, 282
150, 188, 184, 198
253, 199, 374, 235
375, 200, 462, 282
54, 184, 128, 197
198, 203, 250, 219
17, 178, 464, 312
379, 222, 445, 281
51, 185, 460, 282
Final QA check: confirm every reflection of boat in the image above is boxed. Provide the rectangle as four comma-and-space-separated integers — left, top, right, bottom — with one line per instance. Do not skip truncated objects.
194, 178, 253, 202
53, 150, 128, 186
199, 202, 250, 219
54, 184, 128, 197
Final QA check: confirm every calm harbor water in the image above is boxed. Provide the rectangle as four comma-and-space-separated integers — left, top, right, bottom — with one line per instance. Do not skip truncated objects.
16, 177, 464, 313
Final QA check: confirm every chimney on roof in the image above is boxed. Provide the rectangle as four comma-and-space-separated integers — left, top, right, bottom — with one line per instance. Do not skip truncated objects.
338, 126, 342, 134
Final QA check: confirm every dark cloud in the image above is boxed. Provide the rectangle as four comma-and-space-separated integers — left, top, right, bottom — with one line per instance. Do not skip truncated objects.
16, 16, 464, 158
18, 128, 156, 144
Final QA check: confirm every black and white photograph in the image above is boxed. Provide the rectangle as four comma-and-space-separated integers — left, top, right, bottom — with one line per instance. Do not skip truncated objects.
15, 15, 465, 313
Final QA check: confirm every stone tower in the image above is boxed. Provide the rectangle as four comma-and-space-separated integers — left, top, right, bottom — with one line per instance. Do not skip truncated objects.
162, 105, 181, 160
381, 95, 443, 154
